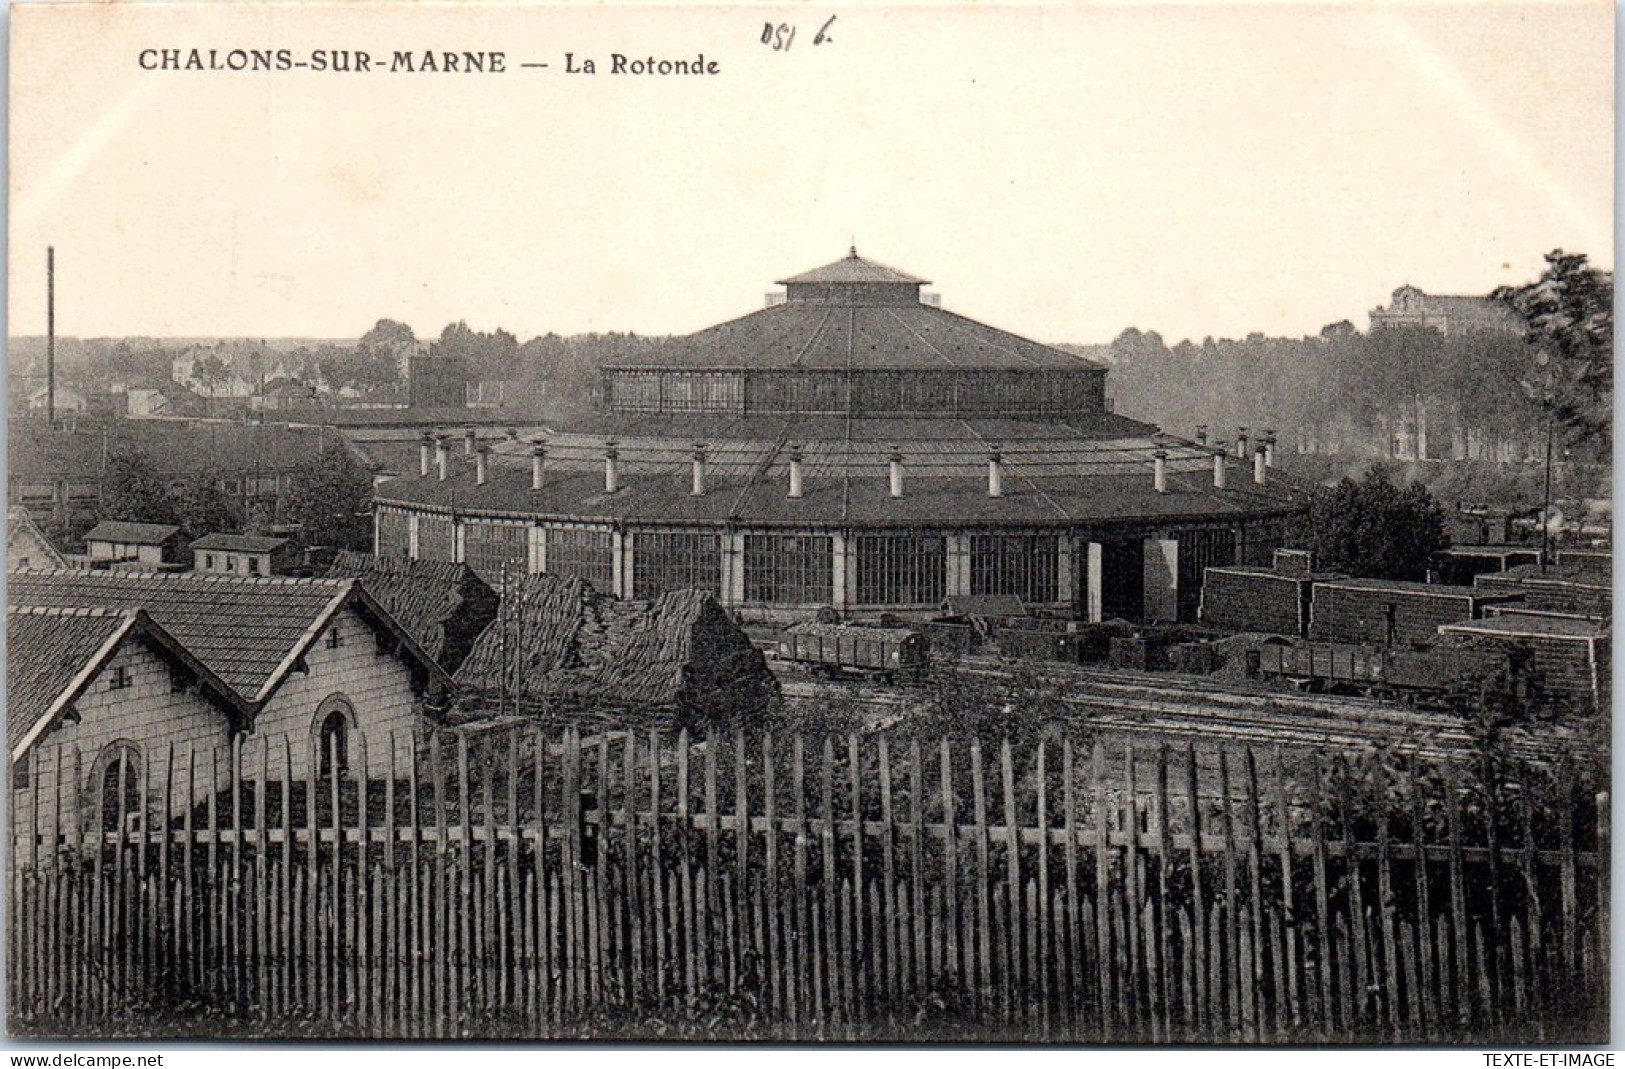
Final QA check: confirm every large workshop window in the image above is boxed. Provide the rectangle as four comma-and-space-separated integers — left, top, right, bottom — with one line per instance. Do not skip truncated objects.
376, 508, 410, 558
971, 534, 1059, 603
545, 527, 614, 593
744, 534, 833, 604
854, 534, 946, 606
416, 513, 456, 562
610, 371, 661, 412
633, 530, 721, 598
463, 521, 529, 584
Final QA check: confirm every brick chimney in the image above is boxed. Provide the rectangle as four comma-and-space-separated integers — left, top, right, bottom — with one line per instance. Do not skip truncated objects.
690, 443, 708, 497
1195, 425, 1208, 446
474, 443, 489, 486
1236, 427, 1250, 459
987, 446, 1004, 498
530, 441, 547, 491
1213, 452, 1227, 490
788, 446, 805, 500
419, 431, 433, 477
888, 449, 904, 499
1253, 443, 1268, 485
464, 427, 477, 456
604, 441, 620, 494
1263, 430, 1277, 468
435, 436, 451, 481
1153, 449, 1168, 494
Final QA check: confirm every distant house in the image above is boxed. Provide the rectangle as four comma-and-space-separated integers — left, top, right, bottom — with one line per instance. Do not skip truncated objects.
325, 550, 499, 674
127, 385, 204, 419
82, 521, 181, 567
25, 384, 88, 415
7, 570, 456, 834
1368, 286, 1520, 335
190, 533, 297, 577
7, 605, 242, 840
7, 506, 65, 570
252, 378, 318, 412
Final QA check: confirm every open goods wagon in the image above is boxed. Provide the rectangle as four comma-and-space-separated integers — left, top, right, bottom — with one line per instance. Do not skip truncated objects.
1251, 639, 1517, 711
777, 621, 930, 681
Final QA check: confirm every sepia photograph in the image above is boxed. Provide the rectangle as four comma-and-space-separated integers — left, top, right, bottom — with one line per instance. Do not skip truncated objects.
3, 0, 1614, 1047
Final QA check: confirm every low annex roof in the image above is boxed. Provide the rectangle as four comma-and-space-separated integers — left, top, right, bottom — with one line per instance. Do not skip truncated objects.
6, 570, 451, 708
84, 520, 181, 545
190, 533, 291, 553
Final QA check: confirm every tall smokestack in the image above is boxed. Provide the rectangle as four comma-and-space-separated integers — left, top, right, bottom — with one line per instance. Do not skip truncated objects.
1253, 443, 1268, 485
788, 446, 805, 499
1236, 427, 1250, 459
435, 436, 451, 481
1153, 449, 1168, 494
690, 443, 707, 497
531, 441, 547, 491
987, 446, 1004, 498
475, 444, 489, 486
888, 449, 904, 499
46, 247, 55, 427
604, 441, 620, 494
1213, 452, 1228, 490
419, 431, 433, 477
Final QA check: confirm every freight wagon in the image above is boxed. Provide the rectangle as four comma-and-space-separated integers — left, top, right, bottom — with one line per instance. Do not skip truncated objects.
1251, 640, 1518, 711
777, 621, 930, 681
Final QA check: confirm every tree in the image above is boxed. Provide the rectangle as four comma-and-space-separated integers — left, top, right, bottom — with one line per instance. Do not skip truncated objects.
285, 443, 374, 550
1304, 468, 1449, 581
1493, 249, 1614, 450
99, 448, 178, 526
189, 352, 232, 397
171, 467, 240, 541
431, 321, 520, 382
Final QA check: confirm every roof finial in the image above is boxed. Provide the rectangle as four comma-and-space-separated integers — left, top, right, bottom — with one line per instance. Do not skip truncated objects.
848, 238, 858, 259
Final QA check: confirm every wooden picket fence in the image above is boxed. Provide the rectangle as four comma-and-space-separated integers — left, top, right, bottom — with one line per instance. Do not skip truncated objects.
7, 725, 1609, 1041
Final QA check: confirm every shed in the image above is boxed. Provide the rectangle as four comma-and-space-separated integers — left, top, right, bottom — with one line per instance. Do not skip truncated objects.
83, 520, 181, 566
325, 551, 499, 675
454, 573, 778, 728
1438, 614, 1609, 712
190, 532, 297, 577
1307, 577, 1522, 646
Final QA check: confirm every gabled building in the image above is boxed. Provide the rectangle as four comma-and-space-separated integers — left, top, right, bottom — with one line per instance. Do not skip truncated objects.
1368, 286, 1520, 335
324, 551, 499, 674
7, 506, 65, 570
7, 570, 455, 835
190, 533, 297, 576
7, 605, 242, 842
82, 520, 182, 567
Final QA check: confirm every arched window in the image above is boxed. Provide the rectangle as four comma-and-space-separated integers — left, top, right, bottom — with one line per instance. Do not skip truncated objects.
312, 694, 357, 778
92, 742, 142, 833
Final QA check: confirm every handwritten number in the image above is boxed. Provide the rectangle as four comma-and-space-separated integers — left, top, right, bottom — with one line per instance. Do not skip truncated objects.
761, 16, 834, 52
814, 15, 836, 45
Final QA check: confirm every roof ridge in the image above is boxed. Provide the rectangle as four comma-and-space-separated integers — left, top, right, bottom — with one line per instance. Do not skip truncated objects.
6, 604, 136, 619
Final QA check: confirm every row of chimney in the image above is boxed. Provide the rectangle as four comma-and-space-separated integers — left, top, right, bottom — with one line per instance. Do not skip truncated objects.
417, 434, 1269, 497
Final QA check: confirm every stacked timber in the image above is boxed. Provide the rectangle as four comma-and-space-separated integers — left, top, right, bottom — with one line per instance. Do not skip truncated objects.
1307, 577, 1522, 646
325, 551, 499, 673
1474, 562, 1612, 619
1439, 612, 1609, 713
1200, 559, 1344, 637
454, 572, 777, 728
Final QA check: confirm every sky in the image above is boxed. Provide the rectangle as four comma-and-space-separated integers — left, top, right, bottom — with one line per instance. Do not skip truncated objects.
7, 1, 1614, 346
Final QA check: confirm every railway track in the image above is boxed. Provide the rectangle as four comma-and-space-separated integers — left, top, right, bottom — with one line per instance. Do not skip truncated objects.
774, 658, 1587, 763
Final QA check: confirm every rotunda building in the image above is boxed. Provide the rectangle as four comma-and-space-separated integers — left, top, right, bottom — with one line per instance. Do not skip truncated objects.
373, 250, 1306, 623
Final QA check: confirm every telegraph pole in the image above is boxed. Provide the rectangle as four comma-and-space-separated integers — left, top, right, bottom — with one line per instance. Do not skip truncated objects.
46, 247, 55, 427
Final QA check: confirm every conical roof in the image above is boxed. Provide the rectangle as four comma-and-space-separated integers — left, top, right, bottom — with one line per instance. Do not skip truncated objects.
775, 247, 929, 286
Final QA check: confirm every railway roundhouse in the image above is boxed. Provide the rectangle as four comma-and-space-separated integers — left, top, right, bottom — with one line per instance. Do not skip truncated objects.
374, 250, 1308, 622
